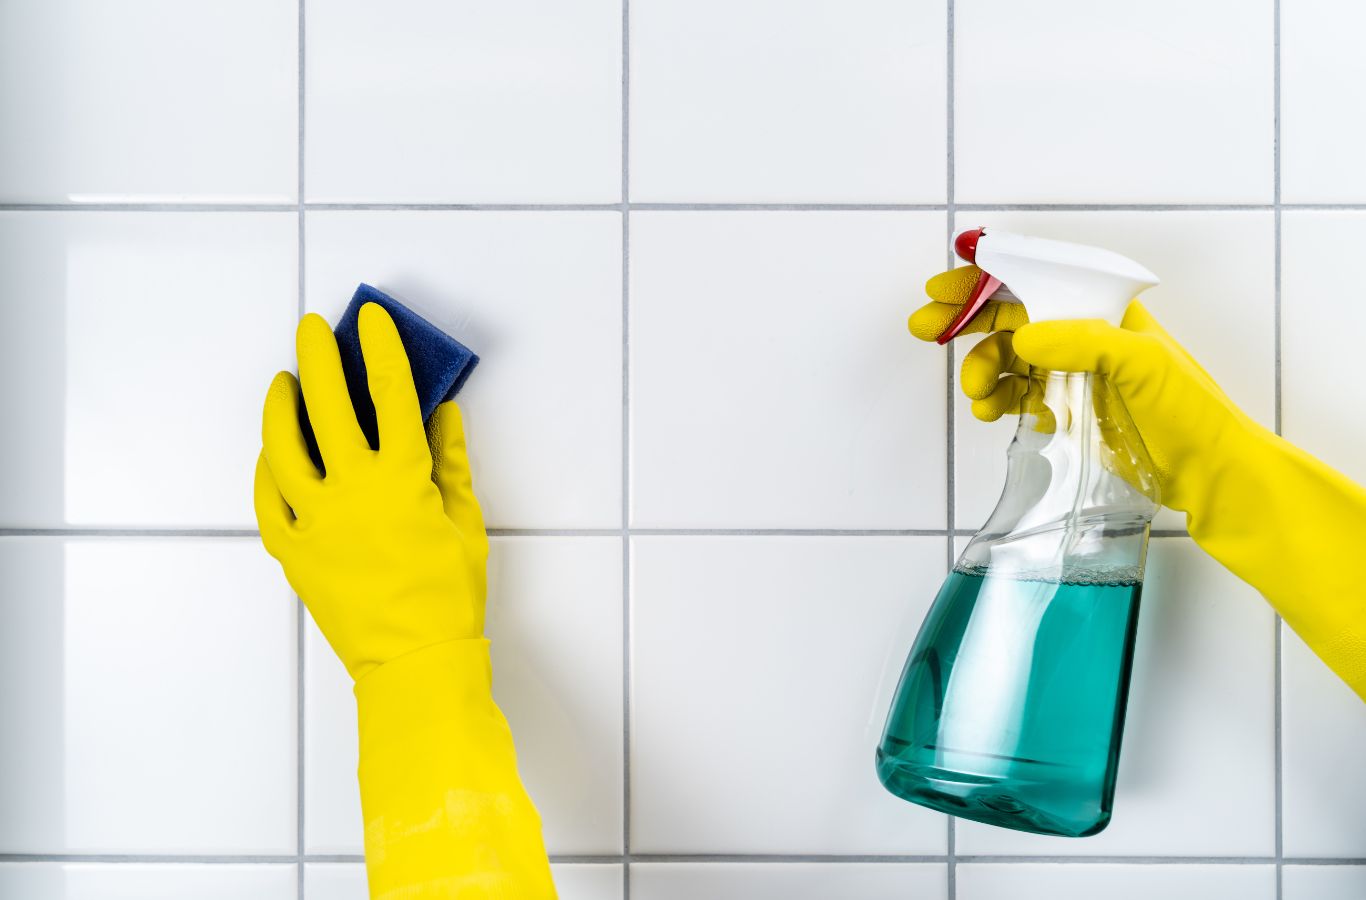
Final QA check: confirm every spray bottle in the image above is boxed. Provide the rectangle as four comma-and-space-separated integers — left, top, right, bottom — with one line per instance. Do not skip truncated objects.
876, 228, 1162, 837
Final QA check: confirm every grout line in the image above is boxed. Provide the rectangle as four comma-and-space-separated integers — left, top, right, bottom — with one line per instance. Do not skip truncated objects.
629, 528, 952, 537
953, 203, 1274, 212
551, 855, 630, 865
1272, 1, 1284, 441
0, 528, 261, 538
620, 1, 633, 897
307, 203, 623, 212
296, 599, 307, 890
627, 854, 952, 864
2, 853, 1359, 866
955, 856, 1296, 865
0, 203, 300, 212
11, 202, 1366, 214
628, 203, 945, 211
0, 856, 308, 865
944, 1, 957, 896
297, 0, 307, 896
488, 528, 624, 537
1272, 2, 1284, 899
0, 527, 1192, 540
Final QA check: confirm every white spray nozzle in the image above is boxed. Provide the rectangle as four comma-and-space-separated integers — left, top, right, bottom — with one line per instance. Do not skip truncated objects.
937, 228, 1159, 344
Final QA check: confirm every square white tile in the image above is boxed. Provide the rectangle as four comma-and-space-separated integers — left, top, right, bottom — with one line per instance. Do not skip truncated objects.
1283, 866, 1366, 900
1281, 212, 1366, 485
0, 539, 296, 853
0, 0, 296, 202
631, 863, 946, 900
1281, 0, 1366, 201
630, 536, 949, 854
630, 0, 945, 202
305, 211, 622, 529
957, 864, 1275, 900
305, 537, 624, 854
948, 211, 1276, 531
306, 862, 623, 900
954, 0, 1273, 203
1282, 625, 1366, 858
0, 863, 296, 900
0, 212, 297, 528
306, 0, 621, 202
630, 212, 948, 529
956, 539, 1276, 856
548, 864, 625, 900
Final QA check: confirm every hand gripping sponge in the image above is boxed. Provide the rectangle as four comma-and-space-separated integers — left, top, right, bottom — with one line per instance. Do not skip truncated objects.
301, 283, 479, 469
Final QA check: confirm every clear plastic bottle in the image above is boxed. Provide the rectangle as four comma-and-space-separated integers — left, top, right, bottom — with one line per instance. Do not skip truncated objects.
876, 229, 1162, 837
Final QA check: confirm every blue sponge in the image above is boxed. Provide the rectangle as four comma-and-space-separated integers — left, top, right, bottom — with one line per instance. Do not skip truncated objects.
301, 284, 479, 467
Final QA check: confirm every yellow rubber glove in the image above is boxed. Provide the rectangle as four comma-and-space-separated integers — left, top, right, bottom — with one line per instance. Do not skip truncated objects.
253, 303, 556, 899
912, 266, 1366, 701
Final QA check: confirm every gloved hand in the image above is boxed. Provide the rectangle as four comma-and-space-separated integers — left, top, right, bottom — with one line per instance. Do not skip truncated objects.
254, 303, 556, 899
910, 266, 1366, 701
254, 305, 486, 681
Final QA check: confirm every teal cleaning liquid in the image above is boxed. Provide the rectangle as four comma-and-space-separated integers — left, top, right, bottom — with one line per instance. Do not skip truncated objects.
876, 567, 1142, 837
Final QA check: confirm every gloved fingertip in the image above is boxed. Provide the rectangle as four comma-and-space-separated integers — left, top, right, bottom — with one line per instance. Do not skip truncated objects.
924, 265, 980, 304
1009, 322, 1055, 361
960, 375, 996, 402
295, 313, 337, 355
297, 311, 331, 334
908, 303, 955, 342
268, 370, 298, 396
970, 397, 1004, 422
357, 304, 414, 383
357, 301, 397, 334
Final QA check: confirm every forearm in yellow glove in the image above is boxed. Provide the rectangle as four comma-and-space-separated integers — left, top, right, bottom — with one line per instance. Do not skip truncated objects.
253, 303, 556, 899
912, 266, 1366, 700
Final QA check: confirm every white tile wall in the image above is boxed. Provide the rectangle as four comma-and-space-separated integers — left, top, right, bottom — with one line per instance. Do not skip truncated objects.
1281, 212, 1366, 486
1281, 627, 1366, 858
954, 0, 1273, 203
629, 212, 947, 529
305, 863, 623, 900
957, 864, 1276, 900
0, 213, 297, 528
631, 862, 947, 900
0, 864, 297, 900
630, 536, 946, 854
0, 539, 296, 853
1282, 865, 1366, 900
2, 0, 1361, 897
306, 0, 621, 202
1281, 0, 1366, 202
630, 0, 945, 202
0, 0, 297, 203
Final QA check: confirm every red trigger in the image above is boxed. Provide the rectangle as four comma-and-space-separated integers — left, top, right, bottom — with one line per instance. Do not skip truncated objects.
936, 271, 1002, 345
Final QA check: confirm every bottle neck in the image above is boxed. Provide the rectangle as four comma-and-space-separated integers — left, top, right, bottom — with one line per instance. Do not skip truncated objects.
959, 369, 1160, 583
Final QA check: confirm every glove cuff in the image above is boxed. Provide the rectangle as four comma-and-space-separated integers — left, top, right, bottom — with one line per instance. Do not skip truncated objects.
1186, 426, 1366, 698
353, 638, 556, 899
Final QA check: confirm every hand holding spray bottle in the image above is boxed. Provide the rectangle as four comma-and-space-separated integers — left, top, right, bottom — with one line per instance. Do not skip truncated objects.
877, 228, 1162, 837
